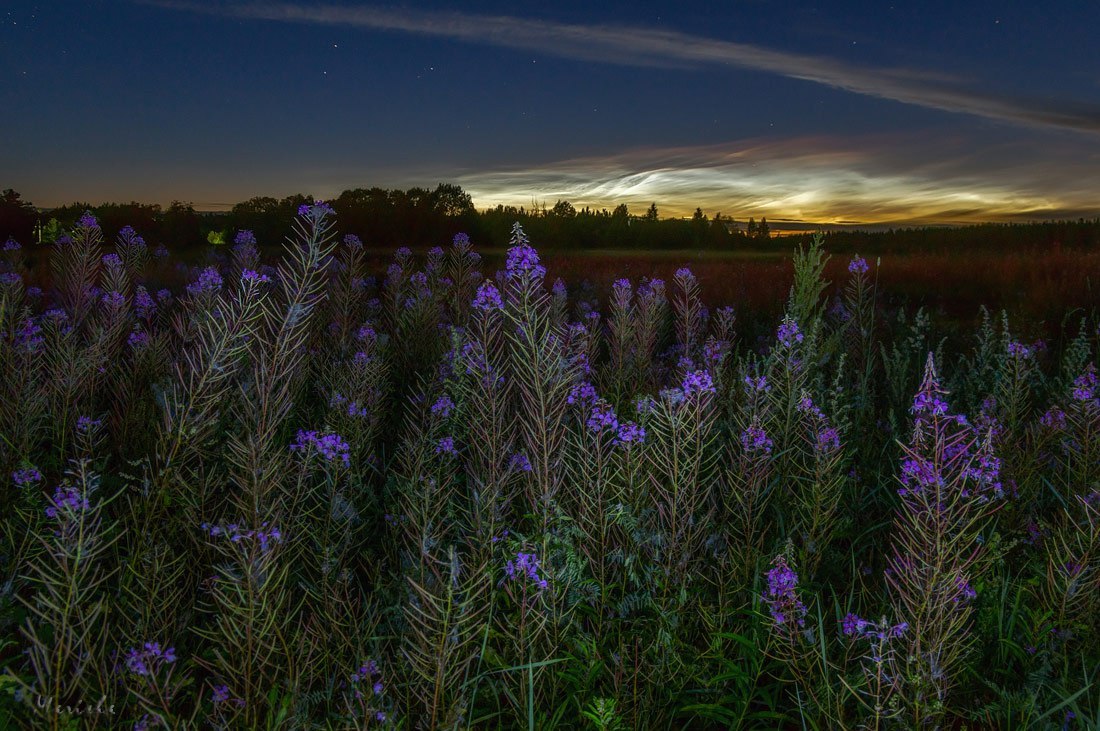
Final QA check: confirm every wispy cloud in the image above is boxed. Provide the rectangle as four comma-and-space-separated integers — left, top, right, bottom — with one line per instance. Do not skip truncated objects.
452, 133, 1100, 225
143, 0, 1100, 134
23, 131, 1100, 223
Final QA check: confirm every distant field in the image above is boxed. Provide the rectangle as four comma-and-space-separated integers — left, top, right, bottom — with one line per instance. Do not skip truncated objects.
360, 243, 1100, 327
21, 235, 1096, 330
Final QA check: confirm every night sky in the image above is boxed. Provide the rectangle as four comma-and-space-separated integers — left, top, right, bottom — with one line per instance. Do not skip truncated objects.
5, 1, 1100, 228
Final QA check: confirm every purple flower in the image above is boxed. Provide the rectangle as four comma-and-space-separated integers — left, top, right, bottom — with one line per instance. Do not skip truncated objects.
153, 245, 169, 258
741, 424, 773, 455
356, 323, 377, 343
351, 659, 379, 684
1071, 367, 1097, 402
638, 277, 666, 301
187, 266, 224, 296
899, 456, 943, 496
505, 244, 546, 279
1040, 407, 1067, 430
76, 416, 102, 434
13, 467, 44, 488
681, 369, 716, 397
409, 270, 430, 292
2, 237, 20, 251
703, 339, 730, 370
290, 429, 351, 467
842, 613, 869, 636
816, 426, 840, 452
119, 225, 145, 246
43, 308, 69, 324
848, 255, 869, 274
234, 230, 257, 246
1061, 561, 1083, 578
211, 685, 231, 703
776, 319, 803, 347
953, 576, 977, 603
504, 550, 549, 590
1007, 341, 1033, 359
616, 421, 646, 445
15, 318, 43, 352
743, 373, 770, 395
435, 436, 458, 457
77, 211, 99, 229
330, 393, 370, 418
128, 331, 150, 349
298, 200, 335, 218
156, 288, 172, 302
134, 286, 157, 319
472, 280, 504, 311
763, 556, 806, 627
431, 395, 455, 418
504, 225, 546, 279
203, 521, 283, 552
241, 269, 271, 284
124, 641, 177, 677
26, 286, 42, 297
797, 394, 823, 417
843, 614, 907, 641
101, 290, 126, 309
911, 390, 950, 417
45, 485, 90, 519
587, 401, 619, 434
674, 267, 695, 283
505, 452, 533, 474
101, 253, 123, 268
567, 381, 598, 407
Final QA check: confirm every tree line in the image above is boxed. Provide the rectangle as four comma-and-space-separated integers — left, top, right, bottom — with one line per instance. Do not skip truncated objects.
2, 186, 1097, 255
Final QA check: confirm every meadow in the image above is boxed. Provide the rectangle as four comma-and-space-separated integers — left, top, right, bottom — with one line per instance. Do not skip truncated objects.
0, 203, 1098, 729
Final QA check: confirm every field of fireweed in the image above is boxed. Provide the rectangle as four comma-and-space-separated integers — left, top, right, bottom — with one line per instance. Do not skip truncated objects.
0, 202, 1097, 730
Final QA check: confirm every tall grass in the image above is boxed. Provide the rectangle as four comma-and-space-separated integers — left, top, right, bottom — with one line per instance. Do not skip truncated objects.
0, 211, 1097, 729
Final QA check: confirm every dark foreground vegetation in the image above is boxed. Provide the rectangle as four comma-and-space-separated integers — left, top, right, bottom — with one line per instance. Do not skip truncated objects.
0, 203, 1098, 729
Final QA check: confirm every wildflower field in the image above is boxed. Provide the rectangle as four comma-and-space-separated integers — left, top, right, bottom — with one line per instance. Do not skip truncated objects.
1, 203, 1098, 730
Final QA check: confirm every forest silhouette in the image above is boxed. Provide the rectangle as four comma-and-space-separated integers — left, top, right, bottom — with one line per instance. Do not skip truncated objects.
2, 186, 1098, 256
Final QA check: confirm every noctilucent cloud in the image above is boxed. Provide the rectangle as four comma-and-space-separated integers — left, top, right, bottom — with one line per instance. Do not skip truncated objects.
5, 1, 1100, 227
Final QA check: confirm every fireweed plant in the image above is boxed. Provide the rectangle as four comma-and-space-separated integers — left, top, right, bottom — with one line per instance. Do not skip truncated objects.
0, 211, 1097, 730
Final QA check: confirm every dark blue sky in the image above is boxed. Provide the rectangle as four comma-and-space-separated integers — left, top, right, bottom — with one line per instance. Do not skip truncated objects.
5, 1, 1100, 226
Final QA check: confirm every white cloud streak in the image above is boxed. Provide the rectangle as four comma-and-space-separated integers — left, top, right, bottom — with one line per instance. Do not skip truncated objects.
452, 134, 1100, 225
143, 0, 1100, 134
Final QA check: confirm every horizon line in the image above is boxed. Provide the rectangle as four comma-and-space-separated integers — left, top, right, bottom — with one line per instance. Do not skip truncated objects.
23, 202, 1098, 234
